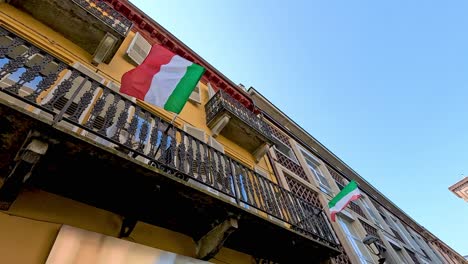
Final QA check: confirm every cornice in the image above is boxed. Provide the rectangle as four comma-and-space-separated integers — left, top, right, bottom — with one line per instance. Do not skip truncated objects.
103, 0, 255, 112
449, 176, 468, 191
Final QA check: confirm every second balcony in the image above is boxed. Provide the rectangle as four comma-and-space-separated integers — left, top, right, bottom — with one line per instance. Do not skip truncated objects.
8, 0, 132, 64
205, 90, 274, 161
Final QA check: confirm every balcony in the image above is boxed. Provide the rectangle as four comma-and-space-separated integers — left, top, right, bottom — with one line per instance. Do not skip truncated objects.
0, 27, 340, 262
205, 90, 274, 161
8, 0, 132, 64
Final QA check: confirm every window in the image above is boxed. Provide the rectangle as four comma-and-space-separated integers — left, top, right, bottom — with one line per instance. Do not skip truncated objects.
335, 180, 346, 190
302, 151, 332, 194
405, 227, 430, 257
391, 244, 409, 264
391, 216, 421, 251
274, 139, 297, 162
338, 217, 374, 264
126, 32, 152, 65
360, 198, 383, 228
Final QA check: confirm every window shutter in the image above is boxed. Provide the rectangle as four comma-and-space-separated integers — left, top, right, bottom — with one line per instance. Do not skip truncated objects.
208, 136, 224, 153
207, 82, 216, 99
188, 82, 201, 103
316, 170, 331, 189
126, 32, 151, 65
73, 63, 105, 83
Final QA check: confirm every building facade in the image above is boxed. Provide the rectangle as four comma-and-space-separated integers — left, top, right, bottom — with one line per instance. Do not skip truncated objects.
0, 0, 465, 263
449, 177, 468, 202
249, 89, 467, 264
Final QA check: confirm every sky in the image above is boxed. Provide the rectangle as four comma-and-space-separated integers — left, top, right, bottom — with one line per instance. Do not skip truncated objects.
131, 0, 468, 254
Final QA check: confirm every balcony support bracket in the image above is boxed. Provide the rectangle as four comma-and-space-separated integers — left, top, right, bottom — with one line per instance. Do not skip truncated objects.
209, 114, 231, 137
196, 217, 238, 260
0, 132, 48, 210
119, 217, 137, 238
253, 143, 270, 162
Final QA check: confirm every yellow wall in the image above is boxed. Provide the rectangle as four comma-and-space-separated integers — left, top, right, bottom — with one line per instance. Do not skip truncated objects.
0, 2, 274, 178
0, 3, 268, 263
0, 190, 253, 264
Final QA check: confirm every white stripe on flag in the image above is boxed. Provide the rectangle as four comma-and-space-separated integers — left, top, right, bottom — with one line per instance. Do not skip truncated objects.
329, 188, 361, 213
144, 55, 192, 107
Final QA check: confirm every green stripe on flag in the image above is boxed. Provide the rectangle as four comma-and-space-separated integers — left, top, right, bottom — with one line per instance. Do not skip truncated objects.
164, 63, 205, 114
328, 180, 359, 208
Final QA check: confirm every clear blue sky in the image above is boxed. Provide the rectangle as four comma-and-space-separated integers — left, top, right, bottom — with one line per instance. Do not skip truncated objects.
131, 0, 468, 254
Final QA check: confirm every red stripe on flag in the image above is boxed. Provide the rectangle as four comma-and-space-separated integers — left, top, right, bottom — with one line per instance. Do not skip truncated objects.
120, 45, 176, 100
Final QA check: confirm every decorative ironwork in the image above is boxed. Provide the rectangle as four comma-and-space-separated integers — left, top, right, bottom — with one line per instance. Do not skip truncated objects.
268, 123, 292, 147
275, 150, 309, 182
205, 90, 274, 143
284, 174, 322, 208
25, 63, 67, 103
0, 26, 339, 250
72, 0, 132, 36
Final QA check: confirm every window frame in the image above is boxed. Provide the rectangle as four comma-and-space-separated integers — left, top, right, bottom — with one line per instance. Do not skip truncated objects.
360, 197, 383, 229
300, 149, 333, 195
273, 139, 298, 163
338, 216, 375, 264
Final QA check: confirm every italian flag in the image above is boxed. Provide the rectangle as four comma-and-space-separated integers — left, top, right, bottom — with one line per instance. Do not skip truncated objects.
328, 180, 362, 222
120, 44, 205, 114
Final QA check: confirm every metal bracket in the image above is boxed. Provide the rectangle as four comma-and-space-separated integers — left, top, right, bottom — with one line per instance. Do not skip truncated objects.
0, 132, 48, 210
119, 217, 137, 238
196, 217, 238, 260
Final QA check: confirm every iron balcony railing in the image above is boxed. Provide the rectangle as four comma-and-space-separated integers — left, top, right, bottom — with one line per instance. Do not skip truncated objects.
72, 0, 132, 36
205, 89, 275, 143
0, 26, 338, 248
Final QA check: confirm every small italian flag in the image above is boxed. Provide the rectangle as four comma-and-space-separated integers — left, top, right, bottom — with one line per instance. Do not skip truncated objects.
328, 180, 362, 222
120, 45, 205, 114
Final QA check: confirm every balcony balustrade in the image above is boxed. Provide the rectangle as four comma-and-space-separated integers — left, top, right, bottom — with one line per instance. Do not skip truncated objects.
205, 90, 274, 160
0, 26, 341, 262
8, 0, 132, 63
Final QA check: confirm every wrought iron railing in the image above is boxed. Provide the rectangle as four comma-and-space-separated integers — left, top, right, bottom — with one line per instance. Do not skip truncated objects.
0, 27, 338, 249
72, 0, 132, 36
205, 90, 275, 143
